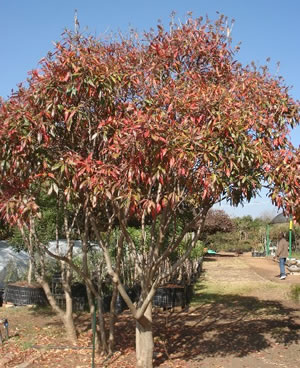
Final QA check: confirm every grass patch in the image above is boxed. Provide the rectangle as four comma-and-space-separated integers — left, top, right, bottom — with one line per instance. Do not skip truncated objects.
20, 340, 34, 350
29, 305, 56, 317
191, 279, 256, 308
192, 278, 276, 301
191, 274, 289, 318
290, 284, 300, 303
291, 251, 300, 259
12, 335, 35, 351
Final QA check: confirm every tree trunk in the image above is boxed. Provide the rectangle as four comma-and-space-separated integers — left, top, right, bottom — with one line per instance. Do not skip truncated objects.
39, 279, 77, 342
27, 218, 34, 285
64, 286, 77, 342
108, 234, 123, 354
136, 302, 153, 368
63, 310, 77, 342
108, 283, 118, 354
81, 232, 102, 353
27, 257, 33, 284
96, 295, 108, 354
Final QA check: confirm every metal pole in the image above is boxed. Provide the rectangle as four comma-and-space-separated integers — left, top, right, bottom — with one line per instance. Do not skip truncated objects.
91, 300, 96, 368
4, 319, 8, 340
266, 224, 270, 256
0, 319, 8, 344
289, 216, 293, 258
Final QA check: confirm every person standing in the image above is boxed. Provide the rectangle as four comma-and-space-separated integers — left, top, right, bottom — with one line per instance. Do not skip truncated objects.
276, 232, 289, 280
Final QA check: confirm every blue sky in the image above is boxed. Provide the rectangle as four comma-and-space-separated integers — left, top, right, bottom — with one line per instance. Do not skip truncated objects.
1, 0, 299, 218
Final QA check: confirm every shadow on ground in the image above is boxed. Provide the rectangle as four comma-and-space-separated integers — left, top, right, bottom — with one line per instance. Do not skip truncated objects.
24, 281, 299, 367
151, 291, 300, 366
29, 305, 56, 317
65, 282, 299, 367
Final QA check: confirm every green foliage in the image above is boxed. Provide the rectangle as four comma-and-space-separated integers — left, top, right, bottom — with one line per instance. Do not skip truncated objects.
126, 224, 204, 263
205, 231, 252, 253
204, 215, 300, 254
1, 259, 27, 284
8, 226, 26, 251
127, 226, 149, 251
205, 215, 268, 253
190, 241, 205, 259
9, 191, 65, 252
292, 251, 300, 259
234, 216, 267, 231
0, 219, 12, 240
267, 224, 300, 252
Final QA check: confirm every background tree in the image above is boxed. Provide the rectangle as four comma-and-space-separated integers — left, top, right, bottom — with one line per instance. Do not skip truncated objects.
202, 209, 234, 235
205, 215, 266, 253
0, 15, 299, 368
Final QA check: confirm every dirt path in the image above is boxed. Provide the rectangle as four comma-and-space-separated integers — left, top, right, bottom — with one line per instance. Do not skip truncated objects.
189, 254, 300, 367
204, 253, 300, 299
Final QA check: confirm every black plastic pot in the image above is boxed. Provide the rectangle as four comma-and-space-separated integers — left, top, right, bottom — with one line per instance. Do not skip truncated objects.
4, 284, 48, 306
102, 285, 140, 314
102, 294, 111, 313
185, 285, 194, 305
101, 293, 127, 314
0, 288, 4, 307
252, 251, 266, 257
153, 286, 186, 309
115, 292, 127, 314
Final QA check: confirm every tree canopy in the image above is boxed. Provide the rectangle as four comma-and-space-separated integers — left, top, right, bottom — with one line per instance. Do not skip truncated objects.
0, 17, 299, 227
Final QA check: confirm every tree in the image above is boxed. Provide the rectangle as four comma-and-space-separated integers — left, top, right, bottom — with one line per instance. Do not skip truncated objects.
6, 193, 79, 342
202, 209, 234, 235
1, 15, 299, 367
205, 215, 268, 253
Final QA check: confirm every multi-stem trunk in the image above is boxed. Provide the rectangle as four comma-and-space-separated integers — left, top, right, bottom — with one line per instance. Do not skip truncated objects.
136, 302, 154, 368
64, 294, 77, 342
108, 283, 118, 354
60, 201, 77, 342
108, 232, 123, 353
27, 256, 33, 284
27, 218, 34, 284
96, 294, 108, 354
21, 220, 78, 342
61, 262, 77, 342
81, 228, 102, 353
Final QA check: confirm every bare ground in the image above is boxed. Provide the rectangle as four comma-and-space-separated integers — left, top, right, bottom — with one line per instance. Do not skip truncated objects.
188, 253, 300, 367
0, 253, 299, 367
